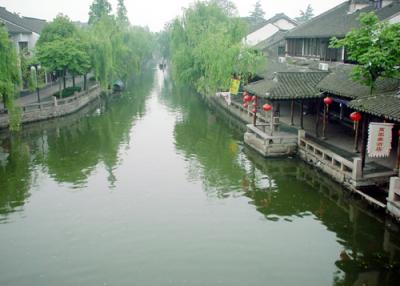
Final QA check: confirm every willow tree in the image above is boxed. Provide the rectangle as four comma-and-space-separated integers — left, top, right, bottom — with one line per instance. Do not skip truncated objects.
168, 0, 264, 94
88, 0, 112, 24
0, 24, 21, 130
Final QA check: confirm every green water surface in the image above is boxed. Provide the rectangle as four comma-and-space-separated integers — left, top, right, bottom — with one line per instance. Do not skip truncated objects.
0, 68, 399, 286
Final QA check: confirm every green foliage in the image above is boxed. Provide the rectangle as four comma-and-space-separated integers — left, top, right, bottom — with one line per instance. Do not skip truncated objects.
88, 0, 112, 25
249, 1, 266, 25
37, 14, 78, 45
295, 5, 314, 24
87, 15, 154, 89
166, 0, 264, 94
117, 0, 130, 26
52, 86, 82, 98
0, 24, 21, 131
36, 15, 91, 88
330, 12, 400, 93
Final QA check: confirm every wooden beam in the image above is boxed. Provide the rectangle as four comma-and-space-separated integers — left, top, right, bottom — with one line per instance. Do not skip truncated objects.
300, 100, 304, 130
290, 100, 294, 126
315, 99, 320, 137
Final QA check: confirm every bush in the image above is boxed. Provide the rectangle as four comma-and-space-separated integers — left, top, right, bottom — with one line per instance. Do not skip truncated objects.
53, 86, 82, 98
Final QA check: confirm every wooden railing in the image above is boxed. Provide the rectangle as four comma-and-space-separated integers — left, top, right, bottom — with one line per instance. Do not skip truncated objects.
298, 135, 354, 175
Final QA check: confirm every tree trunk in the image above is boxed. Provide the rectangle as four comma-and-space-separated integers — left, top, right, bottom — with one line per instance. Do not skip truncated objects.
72, 74, 76, 88
84, 74, 87, 91
63, 69, 66, 89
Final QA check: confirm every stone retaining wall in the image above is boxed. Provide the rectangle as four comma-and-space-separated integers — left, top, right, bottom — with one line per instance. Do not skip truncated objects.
0, 85, 102, 129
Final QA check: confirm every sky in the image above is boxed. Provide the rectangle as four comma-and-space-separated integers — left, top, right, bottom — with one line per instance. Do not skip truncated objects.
0, 0, 346, 31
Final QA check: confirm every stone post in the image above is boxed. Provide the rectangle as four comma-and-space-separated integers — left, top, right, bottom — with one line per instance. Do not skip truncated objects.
352, 158, 362, 182
388, 177, 400, 202
298, 129, 306, 145
53, 96, 58, 107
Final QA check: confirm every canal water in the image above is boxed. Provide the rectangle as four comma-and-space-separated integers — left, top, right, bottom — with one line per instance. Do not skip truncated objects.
0, 67, 399, 286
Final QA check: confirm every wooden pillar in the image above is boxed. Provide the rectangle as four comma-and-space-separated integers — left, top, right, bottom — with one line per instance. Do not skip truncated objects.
300, 100, 304, 130
315, 99, 321, 137
270, 101, 274, 135
396, 132, 400, 171
253, 96, 257, 126
353, 121, 360, 153
360, 113, 369, 173
322, 104, 328, 139
290, 100, 295, 126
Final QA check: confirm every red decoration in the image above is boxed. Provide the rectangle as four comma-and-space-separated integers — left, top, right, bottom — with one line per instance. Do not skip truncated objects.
323, 97, 333, 105
252, 109, 256, 113
252, 96, 256, 101
262, 104, 272, 112
243, 103, 248, 108
244, 95, 252, 103
350, 112, 362, 122
252, 102, 257, 107
243, 92, 248, 98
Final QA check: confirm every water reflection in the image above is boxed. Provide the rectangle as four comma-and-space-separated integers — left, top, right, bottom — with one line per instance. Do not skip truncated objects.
0, 69, 155, 216
167, 82, 400, 286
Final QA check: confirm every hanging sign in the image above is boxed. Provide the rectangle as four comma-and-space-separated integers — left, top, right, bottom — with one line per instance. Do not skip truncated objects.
367, 122, 394, 158
229, 78, 240, 95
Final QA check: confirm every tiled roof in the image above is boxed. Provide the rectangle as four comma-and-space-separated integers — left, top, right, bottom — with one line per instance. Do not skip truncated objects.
253, 30, 286, 51
22, 17, 46, 34
348, 92, 400, 121
317, 65, 400, 99
286, 1, 400, 38
244, 13, 297, 34
0, 6, 45, 35
245, 71, 328, 100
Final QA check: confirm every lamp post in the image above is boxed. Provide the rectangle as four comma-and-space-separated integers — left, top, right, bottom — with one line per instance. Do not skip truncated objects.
31, 64, 41, 104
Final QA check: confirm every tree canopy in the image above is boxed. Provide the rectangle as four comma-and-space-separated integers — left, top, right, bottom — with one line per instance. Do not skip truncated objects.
295, 5, 314, 24
249, 1, 266, 25
88, 0, 112, 24
166, 0, 264, 94
330, 12, 400, 93
0, 23, 21, 130
117, 0, 130, 26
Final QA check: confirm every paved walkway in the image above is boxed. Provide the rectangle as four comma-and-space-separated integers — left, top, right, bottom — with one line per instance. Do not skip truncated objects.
0, 76, 85, 111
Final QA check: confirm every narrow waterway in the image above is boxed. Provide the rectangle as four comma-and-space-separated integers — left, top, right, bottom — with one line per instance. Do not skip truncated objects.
0, 67, 399, 286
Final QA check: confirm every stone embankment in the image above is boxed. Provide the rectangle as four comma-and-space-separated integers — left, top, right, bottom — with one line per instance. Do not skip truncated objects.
0, 85, 101, 129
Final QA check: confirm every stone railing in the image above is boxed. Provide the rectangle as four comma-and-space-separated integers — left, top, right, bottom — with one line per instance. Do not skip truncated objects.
0, 85, 101, 129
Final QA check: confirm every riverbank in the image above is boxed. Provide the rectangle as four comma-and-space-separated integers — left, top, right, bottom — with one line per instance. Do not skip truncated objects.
0, 85, 102, 130
203, 92, 400, 221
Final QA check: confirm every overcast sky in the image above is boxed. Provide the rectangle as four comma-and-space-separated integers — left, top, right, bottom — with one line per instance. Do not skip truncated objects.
0, 0, 346, 31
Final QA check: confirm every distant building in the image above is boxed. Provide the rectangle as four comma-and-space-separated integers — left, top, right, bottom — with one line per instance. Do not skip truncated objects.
0, 6, 46, 54
244, 13, 297, 56
284, 0, 400, 62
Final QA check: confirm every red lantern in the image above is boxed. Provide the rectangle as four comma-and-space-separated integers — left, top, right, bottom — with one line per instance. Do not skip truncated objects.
323, 97, 333, 105
243, 91, 248, 98
243, 103, 248, 108
252, 96, 256, 101
252, 108, 256, 113
252, 102, 257, 107
350, 112, 362, 122
244, 95, 252, 103
262, 104, 272, 112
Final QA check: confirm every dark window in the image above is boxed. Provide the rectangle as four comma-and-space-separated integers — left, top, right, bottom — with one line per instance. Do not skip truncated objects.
18, 41, 28, 51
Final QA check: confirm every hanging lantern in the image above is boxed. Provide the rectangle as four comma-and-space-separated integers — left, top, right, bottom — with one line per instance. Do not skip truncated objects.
243, 103, 248, 108
252, 96, 256, 101
262, 104, 272, 112
243, 91, 248, 98
244, 95, 252, 103
252, 108, 256, 113
323, 97, 333, 105
252, 102, 257, 107
350, 112, 362, 122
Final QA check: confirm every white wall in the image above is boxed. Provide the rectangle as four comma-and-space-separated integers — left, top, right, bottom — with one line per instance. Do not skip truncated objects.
245, 24, 280, 46
273, 19, 296, 31
10, 32, 39, 53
